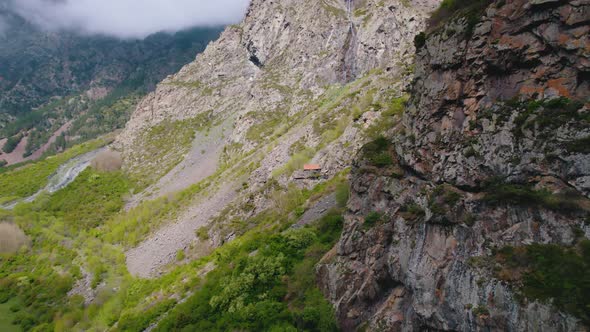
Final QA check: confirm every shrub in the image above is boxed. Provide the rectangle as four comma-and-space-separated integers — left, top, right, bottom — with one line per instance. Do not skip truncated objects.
566, 136, 590, 154
44, 169, 130, 229
154, 210, 343, 331
370, 153, 393, 167
512, 97, 587, 139
364, 211, 383, 229
117, 299, 176, 332
0, 222, 29, 254
428, 0, 492, 34
495, 241, 590, 324
400, 203, 426, 222
472, 305, 489, 316
414, 32, 426, 50
196, 226, 210, 241
91, 150, 123, 172
363, 136, 395, 168
335, 183, 350, 207
483, 181, 582, 213
2, 134, 23, 154
432, 185, 462, 206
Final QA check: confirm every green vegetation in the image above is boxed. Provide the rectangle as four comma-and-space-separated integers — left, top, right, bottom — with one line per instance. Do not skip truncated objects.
482, 180, 585, 213
272, 148, 316, 178
400, 203, 426, 222
2, 135, 23, 154
127, 112, 214, 187
67, 93, 142, 145
365, 94, 408, 140
432, 185, 461, 207
428, 0, 493, 35
511, 97, 586, 139
0, 138, 108, 199
320, 0, 346, 18
362, 136, 394, 168
154, 211, 343, 332
0, 298, 22, 332
364, 211, 383, 229
117, 299, 177, 332
0, 138, 347, 331
472, 305, 489, 317
414, 32, 426, 50
566, 136, 590, 154
1, 24, 222, 158
43, 169, 130, 230
335, 183, 350, 207
494, 241, 590, 324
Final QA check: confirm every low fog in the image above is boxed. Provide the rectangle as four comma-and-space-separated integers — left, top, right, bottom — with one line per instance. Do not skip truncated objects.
7, 0, 250, 39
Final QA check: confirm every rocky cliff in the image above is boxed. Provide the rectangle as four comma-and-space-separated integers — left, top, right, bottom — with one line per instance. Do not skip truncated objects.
319, 0, 590, 330
1, 0, 587, 331
118, 0, 440, 277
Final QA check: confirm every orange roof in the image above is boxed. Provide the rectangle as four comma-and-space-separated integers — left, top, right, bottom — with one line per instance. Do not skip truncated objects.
304, 164, 321, 171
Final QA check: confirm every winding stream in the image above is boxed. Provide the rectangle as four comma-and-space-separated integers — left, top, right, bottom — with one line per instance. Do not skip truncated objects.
2, 148, 105, 210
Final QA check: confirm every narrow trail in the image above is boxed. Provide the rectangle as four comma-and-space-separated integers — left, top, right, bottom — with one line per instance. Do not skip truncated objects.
126, 183, 238, 278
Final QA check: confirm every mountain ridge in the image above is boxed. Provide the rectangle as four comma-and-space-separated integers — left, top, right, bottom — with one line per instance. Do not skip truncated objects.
0, 5, 223, 165
0, 0, 588, 331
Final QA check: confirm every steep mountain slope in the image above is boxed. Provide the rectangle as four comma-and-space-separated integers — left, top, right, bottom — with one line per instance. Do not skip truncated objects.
0, 0, 588, 331
319, 0, 590, 330
117, 0, 439, 278
0, 1, 444, 330
0, 3, 222, 164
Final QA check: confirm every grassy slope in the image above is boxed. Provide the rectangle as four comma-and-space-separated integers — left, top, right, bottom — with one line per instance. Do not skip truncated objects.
0, 137, 110, 200
0, 299, 21, 332
0, 67, 403, 331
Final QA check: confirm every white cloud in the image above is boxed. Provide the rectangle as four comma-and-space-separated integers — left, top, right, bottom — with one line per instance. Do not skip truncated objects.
8, 0, 250, 39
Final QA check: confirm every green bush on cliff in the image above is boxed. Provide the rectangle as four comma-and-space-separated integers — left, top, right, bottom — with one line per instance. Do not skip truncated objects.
495, 241, 590, 324
153, 211, 343, 331
483, 180, 584, 213
512, 97, 586, 139
567, 136, 590, 154
2, 134, 23, 154
428, 0, 493, 35
362, 136, 395, 168
414, 32, 426, 50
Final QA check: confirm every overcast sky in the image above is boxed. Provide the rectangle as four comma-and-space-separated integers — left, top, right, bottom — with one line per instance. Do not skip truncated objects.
6, 0, 250, 39
0, 16, 6, 36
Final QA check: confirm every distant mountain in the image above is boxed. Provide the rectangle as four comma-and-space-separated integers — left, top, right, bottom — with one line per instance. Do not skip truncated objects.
0, 5, 222, 164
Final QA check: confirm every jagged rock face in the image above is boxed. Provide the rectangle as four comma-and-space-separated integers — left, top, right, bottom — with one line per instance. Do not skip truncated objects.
401, 0, 590, 192
319, 0, 589, 331
118, 0, 442, 276
117, 0, 439, 166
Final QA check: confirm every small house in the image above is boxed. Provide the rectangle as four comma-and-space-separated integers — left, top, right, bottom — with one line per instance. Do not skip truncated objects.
293, 164, 323, 180
303, 164, 322, 172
